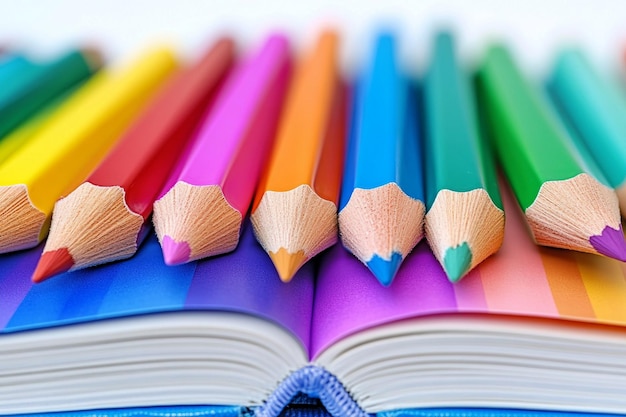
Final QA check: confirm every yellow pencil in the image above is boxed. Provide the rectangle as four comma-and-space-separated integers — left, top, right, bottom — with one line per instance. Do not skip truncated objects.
0, 46, 177, 253
0, 107, 51, 164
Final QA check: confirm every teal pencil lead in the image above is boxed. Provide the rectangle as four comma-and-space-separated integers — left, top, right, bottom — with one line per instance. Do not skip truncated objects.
443, 242, 473, 283
366, 252, 403, 286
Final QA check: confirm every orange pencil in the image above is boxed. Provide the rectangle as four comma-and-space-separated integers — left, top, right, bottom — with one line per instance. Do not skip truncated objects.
251, 30, 345, 282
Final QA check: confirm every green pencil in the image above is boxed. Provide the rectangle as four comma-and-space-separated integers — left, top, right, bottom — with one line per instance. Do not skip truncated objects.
476, 44, 626, 261
424, 32, 504, 282
0, 48, 101, 139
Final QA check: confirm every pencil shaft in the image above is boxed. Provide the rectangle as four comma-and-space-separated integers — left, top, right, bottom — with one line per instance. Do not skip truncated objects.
0, 54, 35, 88
0, 47, 177, 211
87, 38, 234, 217
0, 49, 100, 139
250, 30, 344, 281
152, 34, 291, 265
423, 32, 504, 282
348, 34, 422, 199
0, 47, 177, 253
338, 32, 425, 286
0, 56, 40, 107
253, 30, 341, 199
548, 49, 626, 190
0, 102, 57, 164
424, 32, 501, 208
29, 39, 235, 282
477, 45, 582, 210
477, 44, 626, 261
178, 34, 291, 212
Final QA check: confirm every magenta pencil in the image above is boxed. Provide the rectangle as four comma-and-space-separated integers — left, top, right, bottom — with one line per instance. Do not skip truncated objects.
153, 34, 292, 265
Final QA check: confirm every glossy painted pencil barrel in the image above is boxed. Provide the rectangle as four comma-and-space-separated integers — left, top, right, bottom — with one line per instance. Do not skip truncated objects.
423, 32, 504, 282
251, 30, 344, 282
0, 48, 101, 139
0, 47, 177, 254
338, 32, 425, 286
153, 34, 291, 266
0, 54, 36, 89
548, 48, 626, 216
477, 44, 626, 261
33, 38, 235, 282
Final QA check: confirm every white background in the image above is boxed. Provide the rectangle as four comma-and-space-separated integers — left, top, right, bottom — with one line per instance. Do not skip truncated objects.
1, 0, 625, 77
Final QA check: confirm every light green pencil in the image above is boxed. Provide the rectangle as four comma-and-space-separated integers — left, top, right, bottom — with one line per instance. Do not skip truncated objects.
476, 44, 626, 261
548, 48, 626, 218
424, 32, 504, 282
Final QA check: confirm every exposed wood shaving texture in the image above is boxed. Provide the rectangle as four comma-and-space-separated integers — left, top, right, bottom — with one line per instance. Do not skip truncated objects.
153, 181, 242, 260
251, 184, 338, 257
0, 185, 47, 253
615, 182, 626, 219
426, 189, 504, 270
526, 173, 621, 252
44, 183, 144, 268
338, 183, 425, 262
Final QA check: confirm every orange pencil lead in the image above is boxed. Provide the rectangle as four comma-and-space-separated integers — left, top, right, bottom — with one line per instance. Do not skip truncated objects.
269, 248, 308, 282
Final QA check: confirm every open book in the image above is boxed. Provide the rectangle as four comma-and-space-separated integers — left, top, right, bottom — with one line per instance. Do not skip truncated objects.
2, 182, 626, 417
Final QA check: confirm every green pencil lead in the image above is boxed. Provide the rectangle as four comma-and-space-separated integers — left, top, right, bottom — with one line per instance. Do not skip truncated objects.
443, 242, 472, 283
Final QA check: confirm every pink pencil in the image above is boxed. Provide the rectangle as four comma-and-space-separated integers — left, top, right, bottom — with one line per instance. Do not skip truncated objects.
153, 34, 292, 265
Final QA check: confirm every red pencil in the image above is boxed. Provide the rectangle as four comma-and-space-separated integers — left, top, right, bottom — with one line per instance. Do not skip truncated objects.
32, 38, 235, 282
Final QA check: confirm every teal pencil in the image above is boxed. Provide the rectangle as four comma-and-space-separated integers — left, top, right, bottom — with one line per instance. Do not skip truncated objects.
424, 32, 504, 282
0, 48, 102, 139
548, 48, 626, 217
338, 32, 425, 286
0, 54, 40, 111
0, 54, 36, 87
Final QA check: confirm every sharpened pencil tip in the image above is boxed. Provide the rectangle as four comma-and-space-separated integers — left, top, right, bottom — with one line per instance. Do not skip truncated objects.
161, 235, 192, 265
443, 242, 473, 283
269, 248, 308, 282
32, 248, 75, 283
366, 252, 403, 286
590, 224, 626, 262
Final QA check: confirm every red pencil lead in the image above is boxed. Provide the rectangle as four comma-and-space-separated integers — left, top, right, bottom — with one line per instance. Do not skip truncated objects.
32, 247, 75, 283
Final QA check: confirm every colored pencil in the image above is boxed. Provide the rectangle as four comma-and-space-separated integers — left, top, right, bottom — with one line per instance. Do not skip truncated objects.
153, 34, 291, 265
32, 39, 235, 282
476, 44, 626, 260
423, 32, 504, 283
0, 103, 57, 164
0, 48, 101, 139
251, 30, 345, 282
548, 48, 626, 217
338, 32, 425, 286
0, 54, 35, 88
0, 47, 177, 254
0, 55, 40, 109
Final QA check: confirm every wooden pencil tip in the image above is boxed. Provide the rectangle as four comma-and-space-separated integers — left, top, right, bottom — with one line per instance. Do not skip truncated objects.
443, 242, 473, 283
366, 252, 403, 287
161, 235, 191, 266
269, 248, 308, 283
590, 224, 626, 262
32, 248, 75, 283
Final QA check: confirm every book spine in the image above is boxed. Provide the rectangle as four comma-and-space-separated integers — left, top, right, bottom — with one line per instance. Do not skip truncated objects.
256, 365, 369, 417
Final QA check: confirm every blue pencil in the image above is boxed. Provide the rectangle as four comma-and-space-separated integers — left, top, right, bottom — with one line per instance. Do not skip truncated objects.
338, 32, 425, 286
